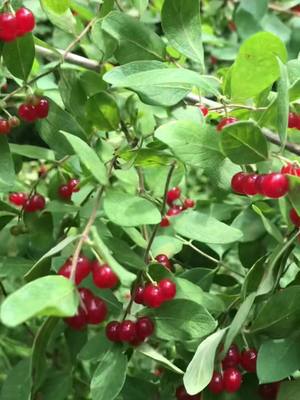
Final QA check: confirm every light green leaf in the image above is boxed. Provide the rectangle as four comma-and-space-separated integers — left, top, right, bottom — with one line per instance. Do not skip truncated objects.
41, 0, 70, 13
277, 58, 289, 149
9, 144, 55, 161
138, 343, 184, 374
252, 205, 283, 243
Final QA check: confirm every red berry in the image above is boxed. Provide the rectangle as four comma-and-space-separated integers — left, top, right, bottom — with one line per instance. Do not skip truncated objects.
68, 179, 80, 192
143, 284, 164, 308
24, 194, 46, 212
255, 174, 268, 195
133, 285, 145, 304
240, 348, 257, 373
223, 368, 242, 393
35, 98, 49, 119
242, 174, 259, 196
288, 112, 300, 129
228, 20, 237, 31
217, 117, 238, 131
16, 8, 35, 36
136, 317, 155, 340
210, 56, 218, 65
65, 307, 87, 330
167, 187, 181, 205
58, 255, 91, 285
281, 163, 300, 177
106, 321, 121, 342
85, 296, 107, 325
9, 192, 28, 206
167, 206, 183, 217
175, 385, 201, 400
290, 208, 300, 227
18, 104, 37, 122
158, 279, 176, 301
231, 172, 247, 194
78, 287, 94, 304
92, 261, 119, 289
258, 382, 280, 399
0, 119, 10, 135
183, 199, 195, 209
160, 216, 170, 227
261, 173, 289, 199
222, 344, 240, 368
58, 184, 72, 200
119, 320, 137, 342
199, 105, 208, 117
208, 371, 224, 394
0, 13, 17, 42
155, 254, 173, 271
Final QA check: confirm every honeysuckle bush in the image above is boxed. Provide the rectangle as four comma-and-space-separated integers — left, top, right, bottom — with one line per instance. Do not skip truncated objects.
2, 0, 300, 399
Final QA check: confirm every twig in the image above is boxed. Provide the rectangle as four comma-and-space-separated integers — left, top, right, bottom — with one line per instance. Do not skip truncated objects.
63, 17, 97, 59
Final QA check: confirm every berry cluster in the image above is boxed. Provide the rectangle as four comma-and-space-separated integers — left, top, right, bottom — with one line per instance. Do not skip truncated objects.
288, 112, 300, 130
155, 254, 173, 271
160, 187, 195, 227
0, 8, 35, 42
199, 104, 208, 117
58, 179, 80, 200
106, 316, 154, 346
0, 116, 20, 135
9, 192, 46, 212
217, 117, 238, 131
18, 98, 49, 122
133, 278, 176, 308
231, 172, 289, 199
65, 287, 107, 330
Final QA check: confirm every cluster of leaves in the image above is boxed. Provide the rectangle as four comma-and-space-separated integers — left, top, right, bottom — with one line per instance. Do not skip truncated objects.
2, 0, 300, 399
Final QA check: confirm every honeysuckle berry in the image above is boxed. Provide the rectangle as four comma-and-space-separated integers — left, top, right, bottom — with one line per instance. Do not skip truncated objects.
35, 98, 49, 119
290, 208, 300, 227
143, 284, 164, 308
16, 7, 35, 36
158, 279, 176, 301
167, 187, 181, 205
18, 104, 37, 122
119, 320, 137, 342
0, 119, 10, 135
58, 255, 91, 285
231, 172, 247, 194
223, 367, 242, 393
65, 306, 87, 330
160, 216, 170, 227
208, 371, 224, 394
155, 254, 173, 271
135, 317, 155, 340
175, 385, 201, 400
281, 163, 300, 176
0, 13, 17, 42
261, 173, 289, 198
91, 261, 119, 289
288, 112, 300, 129
24, 194, 46, 212
258, 382, 280, 399
106, 321, 121, 342
240, 348, 257, 373
85, 295, 107, 325
217, 117, 238, 131
183, 199, 195, 209
167, 206, 183, 217
58, 184, 73, 200
199, 104, 208, 116
68, 179, 80, 192
222, 344, 240, 368
242, 174, 259, 196
9, 192, 28, 206
133, 285, 145, 304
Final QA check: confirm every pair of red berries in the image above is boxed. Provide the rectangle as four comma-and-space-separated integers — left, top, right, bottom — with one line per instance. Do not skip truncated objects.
231, 172, 289, 199
9, 192, 46, 212
65, 287, 107, 330
106, 316, 154, 345
217, 117, 238, 131
133, 279, 176, 308
18, 98, 49, 122
58, 179, 80, 200
222, 345, 257, 372
155, 254, 173, 271
0, 116, 20, 135
160, 187, 195, 227
58, 256, 119, 289
176, 385, 201, 400
288, 112, 300, 130
0, 8, 35, 42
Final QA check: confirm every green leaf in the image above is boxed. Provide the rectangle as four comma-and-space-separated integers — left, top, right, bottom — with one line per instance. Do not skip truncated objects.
40, 0, 76, 34
0, 136, 15, 191
103, 190, 161, 226
155, 121, 224, 168
230, 32, 287, 100
278, 380, 300, 400
9, 144, 55, 161
59, 131, 108, 185
288, 175, 300, 215
251, 286, 300, 338
0, 276, 79, 327
183, 329, 227, 396
151, 235, 183, 257
161, 0, 204, 68
257, 335, 300, 383
0, 359, 31, 400
91, 346, 127, 400
91, 21, 118, 61
78, 329, 112, 362
252, 205, 284, 243
173, 210, 243, 244
86, 92, 120, 131
138, 343, 184, 374
147, 299, 217, 341
41, 0, 70, 13
3, 34, 35, 80
102, 11, 165, 63
220, 121, 269, 164
277, 58, 289, 149
130, 0, 148, 14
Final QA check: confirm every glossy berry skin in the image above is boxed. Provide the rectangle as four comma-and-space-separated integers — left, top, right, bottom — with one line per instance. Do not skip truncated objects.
155, 254, 173, 271
159, 279, 176, 301
261, 173, 289, 198
35, 98, 49, 119
136, 317, 155, 340
231, 172, 247, 194
143, 284, 164, 308
199, 104, 208, 117
78, 287, 94, 304
58, 184, 72, 200
167, 206, 183, 217
288, 112, 300, 129
119, 320, 137, 342
106, 321, 121, 342
24, 194, 46, 212
85, 296, 107, 325
183, 199, 195, 209
0, 119, 10, 135
167, 187, 181, 205
175, 385, 201, 400
9, 192, 28, 206
16, 8, 35, 36
18, 104, 37, 122
281, 163, 300, 176
222, 344, 240, 368
290, 208, 300, 227
240, 348, 257, 373
208, 371, 224, 394
68, 179, 80, 192
65, 307, 86, 330
0, 13, 17, 42
223, 368, 242, 393
258, 382, 280, 399
133, 285, 145, 304
160, 216, 170, 227
217, 117, 238, 131
92, 262, 119, 289
58, 255, 91, 285
243, 174, 259, 196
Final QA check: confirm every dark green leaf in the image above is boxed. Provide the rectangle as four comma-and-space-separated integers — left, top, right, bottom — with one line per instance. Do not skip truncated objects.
3, 34, 35, 80
86, 92, 120, 131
